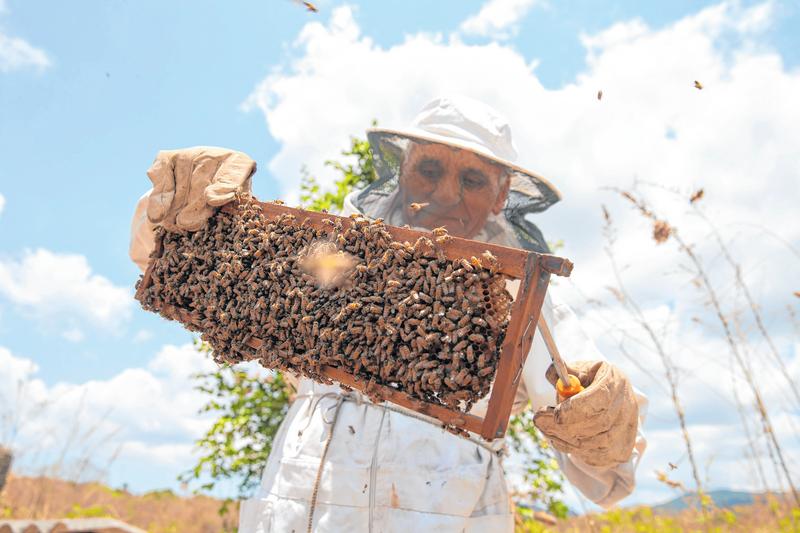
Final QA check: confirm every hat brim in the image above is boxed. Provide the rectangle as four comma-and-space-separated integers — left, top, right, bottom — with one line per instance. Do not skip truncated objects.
367, 127, 562, 214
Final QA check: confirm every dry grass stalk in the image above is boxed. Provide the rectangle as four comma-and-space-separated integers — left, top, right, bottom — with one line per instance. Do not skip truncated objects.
688, 202, 800, 410
600, 206, 710, 519
614, 187, 800, 507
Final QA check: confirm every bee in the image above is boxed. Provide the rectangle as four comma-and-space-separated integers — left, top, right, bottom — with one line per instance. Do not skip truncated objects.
413, 236, 433, 254
399, 345, 412, 360
694, 80, 703, 90
689, 189, 704, 204
597, 89, 603, 100
409, 202, 429, 213
272, 199, 285, 205
435, 235, 452, 245
431, 227, 448, 236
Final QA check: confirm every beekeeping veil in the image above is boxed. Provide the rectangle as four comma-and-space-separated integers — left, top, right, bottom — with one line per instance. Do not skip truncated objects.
351, 96, 561, 253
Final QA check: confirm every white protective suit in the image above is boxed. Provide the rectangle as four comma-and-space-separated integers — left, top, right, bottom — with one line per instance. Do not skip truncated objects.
130, 188, 648, 533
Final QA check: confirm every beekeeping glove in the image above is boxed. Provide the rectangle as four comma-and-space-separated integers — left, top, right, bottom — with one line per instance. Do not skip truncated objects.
146, 146, 256, 232
533, 360, 638, 469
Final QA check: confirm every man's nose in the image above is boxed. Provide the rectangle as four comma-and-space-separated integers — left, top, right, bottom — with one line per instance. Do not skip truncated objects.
430, 174, 461, 207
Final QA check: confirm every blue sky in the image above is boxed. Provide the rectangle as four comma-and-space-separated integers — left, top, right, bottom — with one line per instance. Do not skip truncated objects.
1, 0, 799, 509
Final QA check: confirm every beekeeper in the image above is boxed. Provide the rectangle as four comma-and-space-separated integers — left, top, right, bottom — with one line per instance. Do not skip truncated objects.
130, 96, 647, 532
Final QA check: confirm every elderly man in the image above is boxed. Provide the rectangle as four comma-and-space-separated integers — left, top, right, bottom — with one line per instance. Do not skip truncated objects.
130, 96, 647, 532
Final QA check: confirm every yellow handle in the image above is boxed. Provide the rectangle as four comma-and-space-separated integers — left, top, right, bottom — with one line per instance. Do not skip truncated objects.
556, 374, 584, 401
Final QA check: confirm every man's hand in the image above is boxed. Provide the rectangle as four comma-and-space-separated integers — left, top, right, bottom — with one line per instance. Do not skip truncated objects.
533, 360, 638, 469
146, 146, 256, 232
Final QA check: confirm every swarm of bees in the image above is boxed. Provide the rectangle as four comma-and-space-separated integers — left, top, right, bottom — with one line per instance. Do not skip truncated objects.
136, 199, 513, 412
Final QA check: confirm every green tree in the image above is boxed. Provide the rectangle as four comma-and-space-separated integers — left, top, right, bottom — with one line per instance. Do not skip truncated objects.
299, 126, 377, 212
507, 410, 568, 519
178, 340, 291, 497
182, 130, 567, 520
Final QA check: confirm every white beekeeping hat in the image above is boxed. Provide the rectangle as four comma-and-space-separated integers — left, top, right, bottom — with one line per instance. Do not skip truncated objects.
358, 95, 560, 252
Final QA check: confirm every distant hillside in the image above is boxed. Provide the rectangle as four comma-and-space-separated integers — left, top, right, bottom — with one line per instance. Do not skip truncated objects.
652, 489, 763, 512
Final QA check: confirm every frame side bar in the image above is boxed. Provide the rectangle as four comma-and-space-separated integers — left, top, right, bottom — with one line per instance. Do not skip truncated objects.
479, 253, 539, 439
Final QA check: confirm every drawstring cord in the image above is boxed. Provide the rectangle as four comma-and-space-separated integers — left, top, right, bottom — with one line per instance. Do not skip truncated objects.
306, 394, 346, 533
298, 391, 505, 532
368, 406, 387, 533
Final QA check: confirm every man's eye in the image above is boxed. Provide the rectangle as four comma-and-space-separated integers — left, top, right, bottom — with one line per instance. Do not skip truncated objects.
416, 159, 443, 181
461, 170, 487, 190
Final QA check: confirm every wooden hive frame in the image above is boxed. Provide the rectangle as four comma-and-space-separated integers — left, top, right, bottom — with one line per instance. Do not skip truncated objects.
136, 199, 573, 440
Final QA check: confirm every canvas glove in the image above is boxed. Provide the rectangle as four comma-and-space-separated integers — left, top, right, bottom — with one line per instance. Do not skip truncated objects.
533, 360, 638, 469
146, 146, 256, 232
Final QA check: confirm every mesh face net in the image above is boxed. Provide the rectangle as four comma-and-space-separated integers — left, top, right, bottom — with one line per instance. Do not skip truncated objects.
353, 132, 560, 253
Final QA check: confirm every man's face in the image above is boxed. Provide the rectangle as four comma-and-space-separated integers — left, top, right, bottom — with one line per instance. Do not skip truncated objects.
399, 142, 510, 239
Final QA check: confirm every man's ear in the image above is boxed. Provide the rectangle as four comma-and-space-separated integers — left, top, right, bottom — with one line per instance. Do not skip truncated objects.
491, 174, 511, 215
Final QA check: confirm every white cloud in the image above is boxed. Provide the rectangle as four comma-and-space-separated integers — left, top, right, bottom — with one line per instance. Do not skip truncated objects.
0, 248, 133, 332
245, 1, 800, 506
0, 1, 51, 73
459, 0, 541, 39
0, 343, 220, 482
0, 31, 51, 73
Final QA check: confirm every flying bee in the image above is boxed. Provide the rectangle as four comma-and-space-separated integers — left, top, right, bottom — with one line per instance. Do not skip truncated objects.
290, 0, 318, 12
597, 89, 603, 100
409, 202, 429, 213
694, 80, 703, 90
